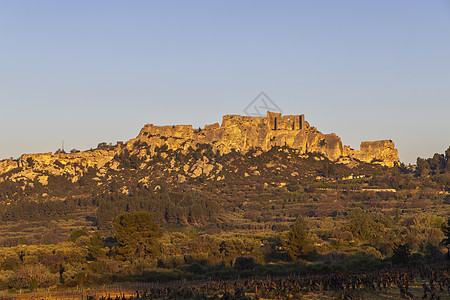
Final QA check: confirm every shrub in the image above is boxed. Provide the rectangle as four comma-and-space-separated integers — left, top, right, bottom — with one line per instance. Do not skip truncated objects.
187, 262, 206, 274
233, 257, 256, 271
12, 264, 58, 290
0, 270, 14, 290
68, 229, 88, 243
392, 243, 411, 265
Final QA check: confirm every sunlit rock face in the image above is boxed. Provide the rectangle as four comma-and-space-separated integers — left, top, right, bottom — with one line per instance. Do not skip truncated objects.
132, 111, 399, 167
349, 140, 399, 167
0, 111, 399, 182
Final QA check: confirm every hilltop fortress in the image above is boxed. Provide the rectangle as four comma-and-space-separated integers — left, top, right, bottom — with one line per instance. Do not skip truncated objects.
0, 112, 399, 185
131, 111, 398, 166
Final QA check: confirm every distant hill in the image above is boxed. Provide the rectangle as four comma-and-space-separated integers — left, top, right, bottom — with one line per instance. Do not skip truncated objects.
0, 111, 398, 195
0, 112, 403, 235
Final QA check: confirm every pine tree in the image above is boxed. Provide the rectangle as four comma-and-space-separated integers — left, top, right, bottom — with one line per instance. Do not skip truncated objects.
113, 211, 162, 259
284, 217, 313, 260
441, 218, 450, 256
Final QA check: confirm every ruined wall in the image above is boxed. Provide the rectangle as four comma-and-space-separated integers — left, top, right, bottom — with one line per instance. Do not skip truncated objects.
267, 112, 305, 131
140, 124, 194, 139
221, 115, 266, 129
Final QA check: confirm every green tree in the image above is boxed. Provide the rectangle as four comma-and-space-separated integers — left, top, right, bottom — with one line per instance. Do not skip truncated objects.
284, 217, 313, 260
441, 218, 450, 256
13, 264, 58, 290
445, 146, 450, 172
392, 243, 411, 265
430, 153, 446, 174
345, 209, 385, 244
416, 158, 430, 177
113, 211, 162, 259
87, 232, 106, 260
97, 142, 108, 149
68, 229, 88, 243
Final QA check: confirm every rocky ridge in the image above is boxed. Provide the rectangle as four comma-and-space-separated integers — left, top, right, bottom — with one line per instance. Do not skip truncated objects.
128, 111, 398, 167
0, 112, 399, 188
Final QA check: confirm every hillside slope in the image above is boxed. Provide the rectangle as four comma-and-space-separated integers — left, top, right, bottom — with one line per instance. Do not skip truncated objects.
0, 112, 398, 196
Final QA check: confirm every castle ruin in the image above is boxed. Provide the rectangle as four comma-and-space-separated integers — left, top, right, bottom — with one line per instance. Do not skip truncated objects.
220, 111, 308, 131
131, 111, 398, 167
266, 112, 306, 131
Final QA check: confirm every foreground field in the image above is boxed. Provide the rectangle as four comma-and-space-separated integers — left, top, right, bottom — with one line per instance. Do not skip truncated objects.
2, 262, 449, 299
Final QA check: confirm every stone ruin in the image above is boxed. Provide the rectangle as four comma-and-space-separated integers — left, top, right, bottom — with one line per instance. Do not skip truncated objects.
131, 111, 399, 167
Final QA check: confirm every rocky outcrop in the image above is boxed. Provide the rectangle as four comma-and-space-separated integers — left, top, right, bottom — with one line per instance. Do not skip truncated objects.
0, 159, 18, 174
348, 140, 399, 167
131, 111, 399, 167
0, 112, 399, 183
18, 149, 117, 174
0, 149, 118, 184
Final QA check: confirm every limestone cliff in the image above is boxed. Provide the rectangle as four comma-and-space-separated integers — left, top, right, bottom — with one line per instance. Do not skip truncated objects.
0, 112, 399, 185
348, 140, 399, 166
0, 148, 119, 185
129, 111, 398, 167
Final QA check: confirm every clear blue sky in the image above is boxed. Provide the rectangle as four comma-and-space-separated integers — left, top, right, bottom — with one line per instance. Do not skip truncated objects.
1, 1, 449, 164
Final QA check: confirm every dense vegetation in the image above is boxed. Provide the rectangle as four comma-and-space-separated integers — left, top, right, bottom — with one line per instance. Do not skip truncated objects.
0, 145, 449, 297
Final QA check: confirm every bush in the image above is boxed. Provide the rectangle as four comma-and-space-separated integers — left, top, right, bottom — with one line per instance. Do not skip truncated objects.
131, 257, 158, 273
392, 243, 411, 265
0, 270, 14, 290
233, 257, 256, 271
157, 255, 185, 269
62, 263, 86, 285
68, 229, 88, 243
187, 262, 205, 274
12, 264, 58, 289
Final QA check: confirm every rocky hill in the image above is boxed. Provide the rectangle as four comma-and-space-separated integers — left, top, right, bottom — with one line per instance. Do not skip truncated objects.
0, 112, 398, 203
129, 112, 398, 166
